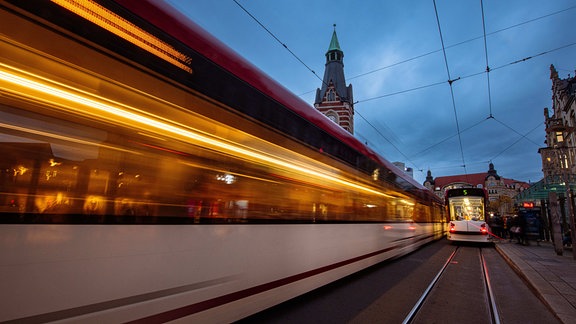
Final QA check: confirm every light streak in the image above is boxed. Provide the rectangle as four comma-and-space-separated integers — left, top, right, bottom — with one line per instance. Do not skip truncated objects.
0, 121, 135, 155
0, 63, 400, 199
51, 0, 192, 73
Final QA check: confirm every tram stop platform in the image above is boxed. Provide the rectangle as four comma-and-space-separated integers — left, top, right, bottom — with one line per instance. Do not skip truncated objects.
494, 240, 576, 324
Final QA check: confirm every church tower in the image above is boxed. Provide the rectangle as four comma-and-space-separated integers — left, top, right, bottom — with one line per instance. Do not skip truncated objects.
315, 25, 354, 134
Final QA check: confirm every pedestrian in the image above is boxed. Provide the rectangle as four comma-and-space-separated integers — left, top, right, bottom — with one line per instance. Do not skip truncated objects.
518, 213, 527, 245
563, 229, 572, 247
491, 215, 503, 239
535, 214, 543, 246
508, 216, 519, 243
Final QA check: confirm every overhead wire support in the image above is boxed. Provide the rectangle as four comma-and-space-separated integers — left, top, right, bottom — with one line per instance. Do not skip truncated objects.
433, 0, 467, 175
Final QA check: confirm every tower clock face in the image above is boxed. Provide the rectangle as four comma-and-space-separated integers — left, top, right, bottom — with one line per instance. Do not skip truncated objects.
328, 115, 337, 122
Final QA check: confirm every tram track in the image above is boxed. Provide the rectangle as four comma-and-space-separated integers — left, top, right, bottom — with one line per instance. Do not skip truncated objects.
403, 245, 501, 324
238, 240, 559, 323
481, 246, 501, 324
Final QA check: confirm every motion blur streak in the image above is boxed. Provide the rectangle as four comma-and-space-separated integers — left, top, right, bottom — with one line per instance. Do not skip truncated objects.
51, 0, 193, 73
0, 63, 394, 199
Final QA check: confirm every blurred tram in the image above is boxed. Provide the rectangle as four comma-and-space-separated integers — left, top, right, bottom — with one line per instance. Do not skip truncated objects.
446, 188, 491, 243
0, 0, 445, 322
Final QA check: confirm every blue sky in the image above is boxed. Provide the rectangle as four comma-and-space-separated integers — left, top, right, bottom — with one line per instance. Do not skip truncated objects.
167, 0, 576, 185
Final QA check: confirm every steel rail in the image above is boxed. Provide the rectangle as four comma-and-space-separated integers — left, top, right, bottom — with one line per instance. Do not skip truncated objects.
480, 248, 501, 324
402, 246, 459, 324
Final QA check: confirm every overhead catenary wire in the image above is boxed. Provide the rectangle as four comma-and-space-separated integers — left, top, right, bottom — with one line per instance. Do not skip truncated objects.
232, 0, 324, 85
297, 5, 575, 99
354, 4, 572, 177
232, 0, 571, 178
232, 0, 419, 166
492, 118, 541, 147
233, 0, 575, 89
489, 122, 543, 161
480, 0, 494, 118
433, 0, 468, 173
356, 80, 446, 104
410, 114, 543, 164
357, 39, 570, 163
429, 160, 491, 171
354, 40, 576, 104
355, 110, 420, 169
347, 5, 576, 82
354, 3, 574, 175
353, 39, 576, 105
410, 117, 490, 158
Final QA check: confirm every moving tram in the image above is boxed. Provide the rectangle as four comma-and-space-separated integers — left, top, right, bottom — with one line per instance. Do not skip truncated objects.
446, 188, 491, 243
0, 1, 445, 322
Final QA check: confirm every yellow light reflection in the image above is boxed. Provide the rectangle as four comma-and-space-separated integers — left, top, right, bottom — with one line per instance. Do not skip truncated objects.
0, 121, 137, 155
0, 63, 396, 198
52, 0, 192, 73
400, 199, 415, 206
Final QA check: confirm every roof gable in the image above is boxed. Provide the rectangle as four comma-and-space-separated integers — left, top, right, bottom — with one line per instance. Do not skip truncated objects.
433, 172, 529, 189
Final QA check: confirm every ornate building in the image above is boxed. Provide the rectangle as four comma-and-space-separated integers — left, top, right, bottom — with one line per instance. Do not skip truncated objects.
315, 26, 354, 134
540, 64, 576, 184
424, 163, 530, 216
533, 65, 576, 239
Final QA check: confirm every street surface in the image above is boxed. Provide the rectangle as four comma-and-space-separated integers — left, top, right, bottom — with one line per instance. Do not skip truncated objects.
240, 239, 559, 323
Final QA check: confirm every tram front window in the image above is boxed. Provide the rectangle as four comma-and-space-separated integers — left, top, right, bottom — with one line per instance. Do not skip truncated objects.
449, 197, 485, 221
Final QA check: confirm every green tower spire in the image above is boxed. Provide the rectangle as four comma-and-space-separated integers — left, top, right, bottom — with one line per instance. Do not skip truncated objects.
327, 24, 341, 52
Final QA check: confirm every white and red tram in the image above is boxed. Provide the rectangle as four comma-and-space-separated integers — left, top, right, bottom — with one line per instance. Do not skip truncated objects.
0, 1, 445, 322
446, 188, 491, 243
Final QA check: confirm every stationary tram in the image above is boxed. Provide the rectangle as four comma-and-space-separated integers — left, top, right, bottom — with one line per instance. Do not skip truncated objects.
0, 1, 445, 322
446, 188, 491, 243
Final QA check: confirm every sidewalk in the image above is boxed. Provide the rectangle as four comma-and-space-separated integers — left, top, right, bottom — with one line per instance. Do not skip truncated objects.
494, 240, 576, 324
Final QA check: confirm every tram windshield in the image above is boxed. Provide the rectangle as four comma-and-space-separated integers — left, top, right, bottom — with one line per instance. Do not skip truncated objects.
448, 197, 485, 221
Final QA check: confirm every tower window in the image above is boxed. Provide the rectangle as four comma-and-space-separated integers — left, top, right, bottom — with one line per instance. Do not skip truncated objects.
327, 89, 336, 101
556, 131, 564, 143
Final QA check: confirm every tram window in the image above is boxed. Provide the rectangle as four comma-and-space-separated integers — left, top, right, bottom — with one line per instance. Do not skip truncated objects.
1, 101, 426, 225
0, 108, 106, 161
413, 203, 431, 222
0, 64, 432, 225
449, 197, 485, 221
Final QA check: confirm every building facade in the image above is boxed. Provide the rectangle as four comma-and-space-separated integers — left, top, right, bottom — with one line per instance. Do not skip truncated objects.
423, 163, 530, 216
537, 65, 576, 241
540, 65, 576, 184
315, 26, 354, 134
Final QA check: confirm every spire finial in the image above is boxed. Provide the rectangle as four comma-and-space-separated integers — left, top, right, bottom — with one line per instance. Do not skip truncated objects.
327, 25, 341, 52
